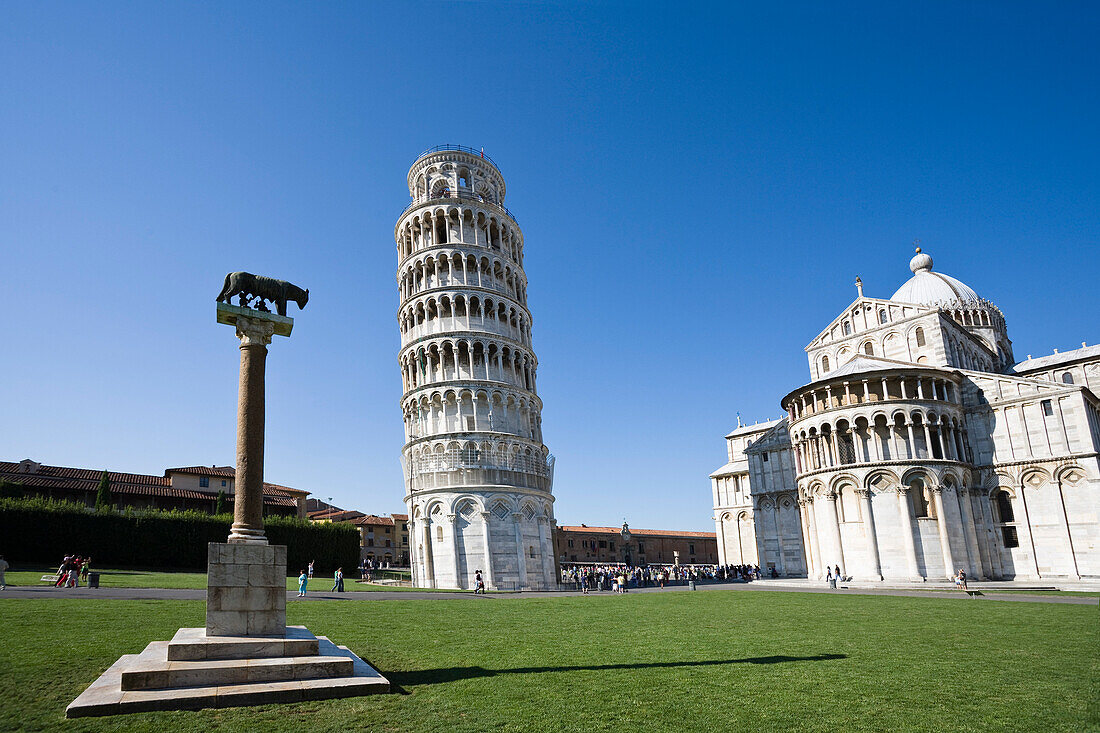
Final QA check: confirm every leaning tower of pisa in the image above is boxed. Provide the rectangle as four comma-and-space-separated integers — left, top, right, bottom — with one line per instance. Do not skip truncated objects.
395, 145, 557, 590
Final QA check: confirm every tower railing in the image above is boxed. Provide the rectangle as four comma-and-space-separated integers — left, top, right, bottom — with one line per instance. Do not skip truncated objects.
399, 189, 518, 224
415, 144, 499, 169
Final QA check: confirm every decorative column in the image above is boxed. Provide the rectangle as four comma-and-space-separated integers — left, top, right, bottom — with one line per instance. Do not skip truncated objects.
229, 316, 276, 544
824, 490, 846, 575
512, 513, 528, 590
1016, 483, 1042, 578
448, 514, 462, 588
537, 516, 554, 587
480, 512, 496, 589
798, 498, 815, 578
895, 486, 924, 580
930, 486, 955, 579
771, 502, 786, 575
805, 497, 823, 579
856, 489, 883, 580
1054, 481, 1081, 579
955, 488, 984, 579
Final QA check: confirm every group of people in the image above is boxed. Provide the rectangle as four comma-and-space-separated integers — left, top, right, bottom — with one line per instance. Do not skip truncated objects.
54, 554, 91, 588
954, 568, 969, 590
559, 563, 765, 592
295, 561, 348, 596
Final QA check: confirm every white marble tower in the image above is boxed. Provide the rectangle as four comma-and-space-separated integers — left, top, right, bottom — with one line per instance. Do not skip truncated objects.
395, 145, 557, 590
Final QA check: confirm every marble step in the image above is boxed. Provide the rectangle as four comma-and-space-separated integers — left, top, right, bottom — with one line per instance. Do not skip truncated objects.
167, 625, 319, 661
67, 635, 391, 717
121, 649, 353, 690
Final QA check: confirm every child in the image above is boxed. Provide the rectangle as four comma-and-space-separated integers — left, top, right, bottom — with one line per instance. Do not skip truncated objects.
297, 569, 308, 597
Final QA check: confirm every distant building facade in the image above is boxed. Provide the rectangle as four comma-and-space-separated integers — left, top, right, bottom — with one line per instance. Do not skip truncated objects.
308, 507, 411, 567
1, 459, 308, 517
711, 249, 1100, 581
554, 523, 717, 566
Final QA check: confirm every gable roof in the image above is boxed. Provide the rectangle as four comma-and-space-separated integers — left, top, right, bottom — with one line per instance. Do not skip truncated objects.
1012, 343, 1100, 374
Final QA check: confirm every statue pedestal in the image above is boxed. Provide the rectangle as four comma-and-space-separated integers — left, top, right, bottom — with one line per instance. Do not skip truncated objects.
206, 543, 286, 637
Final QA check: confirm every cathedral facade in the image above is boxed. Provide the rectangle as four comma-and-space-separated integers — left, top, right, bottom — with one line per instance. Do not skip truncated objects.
711, 249, 1100, 581
395, 146, 557, 590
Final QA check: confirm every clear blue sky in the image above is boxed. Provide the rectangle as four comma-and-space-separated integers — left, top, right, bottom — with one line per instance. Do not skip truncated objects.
2, 2, 1097, 531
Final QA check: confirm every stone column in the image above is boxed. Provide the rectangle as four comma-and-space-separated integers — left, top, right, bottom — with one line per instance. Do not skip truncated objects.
956, 488, 985, 579
856, 489, 883, 580
229, 316, 276, 545
805, 497, 823, 579
512, 513, 528, 589
448, 514, 462, 588
480, 512, 496, 589
931, 486, 955, 579
1054, 481, 1081, 579
537, 517, 554, 587
798, 499, 815, 578
896, 486, 924, 580
824, 490, 846, 575
771, 502, 786, 575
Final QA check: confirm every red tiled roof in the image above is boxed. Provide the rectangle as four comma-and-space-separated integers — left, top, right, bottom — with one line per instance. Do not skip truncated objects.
1, 461, 302, 507
557, 525, 716, 539
352, 514, 395, 526
165, 466, 237, 478
310, 510, 364, 522
390, 513, 409, 521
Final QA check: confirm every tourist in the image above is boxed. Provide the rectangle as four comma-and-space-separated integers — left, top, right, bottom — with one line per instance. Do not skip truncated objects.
308, 560, 314, 579
80, 557, 91, 582
332, 567, 344, 592
0, 554, 8, 590
580, 573, 589, 595
826, 566, 834, 589
834, 564, 841, 583
959, 569, 968, 591
617, 570, 627, 593
297, 569, 308, 597
474, 569, 485, 594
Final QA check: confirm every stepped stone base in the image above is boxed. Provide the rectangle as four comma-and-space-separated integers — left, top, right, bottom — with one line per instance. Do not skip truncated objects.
66, 626, 390, 718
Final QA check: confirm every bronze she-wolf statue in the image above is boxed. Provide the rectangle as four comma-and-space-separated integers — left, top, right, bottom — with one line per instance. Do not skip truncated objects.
216, 272, 309, 316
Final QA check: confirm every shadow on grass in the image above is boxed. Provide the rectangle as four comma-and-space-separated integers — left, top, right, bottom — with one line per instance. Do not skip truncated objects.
392, 653, 847, 687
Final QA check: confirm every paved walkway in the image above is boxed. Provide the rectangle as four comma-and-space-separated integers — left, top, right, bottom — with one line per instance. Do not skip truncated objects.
1, 581, 1095, 605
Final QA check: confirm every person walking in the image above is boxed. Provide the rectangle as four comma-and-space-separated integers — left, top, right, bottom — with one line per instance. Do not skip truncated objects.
0, 555, 8, 590
474, 569, 485, 594
826, 566, 834, 589
297, 569, 308, 597
332, 567, 344, 592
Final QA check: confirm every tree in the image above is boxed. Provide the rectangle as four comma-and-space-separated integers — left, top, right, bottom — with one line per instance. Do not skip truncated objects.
215, 489, 227, 515
95, 470, 112, 511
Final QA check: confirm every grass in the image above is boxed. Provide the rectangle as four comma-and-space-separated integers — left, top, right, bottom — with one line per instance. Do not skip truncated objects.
0, 591, 1096, 732
1, 566, 442, 593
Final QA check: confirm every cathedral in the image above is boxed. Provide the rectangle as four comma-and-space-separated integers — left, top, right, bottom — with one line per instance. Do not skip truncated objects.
711, 249, 1100, 581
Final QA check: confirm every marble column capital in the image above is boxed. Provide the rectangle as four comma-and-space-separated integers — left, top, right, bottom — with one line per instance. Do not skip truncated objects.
235, 316, 276, 347
855, 488, 872, 499
824, 490, 839, 502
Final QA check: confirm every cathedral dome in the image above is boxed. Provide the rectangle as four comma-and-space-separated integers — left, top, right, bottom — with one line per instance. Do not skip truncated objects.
890, 248, 980, 305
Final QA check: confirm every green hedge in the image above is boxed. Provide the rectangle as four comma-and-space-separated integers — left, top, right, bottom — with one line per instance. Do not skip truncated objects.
0, 497, 359, 574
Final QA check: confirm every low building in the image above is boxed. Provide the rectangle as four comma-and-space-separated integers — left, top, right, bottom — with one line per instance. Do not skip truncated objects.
0, 459, 309, 517
307, 506, 411, 567
554, 522, 718, 566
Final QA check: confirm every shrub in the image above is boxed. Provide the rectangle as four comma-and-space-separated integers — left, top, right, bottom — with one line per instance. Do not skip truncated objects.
0, 497, 359, 573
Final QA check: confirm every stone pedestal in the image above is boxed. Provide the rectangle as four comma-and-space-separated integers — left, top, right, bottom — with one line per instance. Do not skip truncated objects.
206, 543, 286, 637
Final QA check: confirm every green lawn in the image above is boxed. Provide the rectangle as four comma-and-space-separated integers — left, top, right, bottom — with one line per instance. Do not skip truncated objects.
0, 591, 1096, 732
1, 566, 436, 592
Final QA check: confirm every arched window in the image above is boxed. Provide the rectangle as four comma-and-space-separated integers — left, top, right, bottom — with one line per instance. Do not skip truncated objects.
995, 490, 1019, 548
864, 342, 874, 356
821, 356, 830, 373
915, 327, 926, 347
843, 321, 852, 335
995, 490, 1014, 522
909, 478, 934, 518
879, 310, 888, 324
1062, 372, 1075, 384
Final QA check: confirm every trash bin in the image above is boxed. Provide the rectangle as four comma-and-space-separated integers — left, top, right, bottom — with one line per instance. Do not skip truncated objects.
688, 580, 696, 591
87, 572, 100, 589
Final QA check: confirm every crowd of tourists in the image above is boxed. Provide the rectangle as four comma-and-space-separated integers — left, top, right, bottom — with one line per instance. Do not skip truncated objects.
53, 554, 92, 588
559, 563, 767, 592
